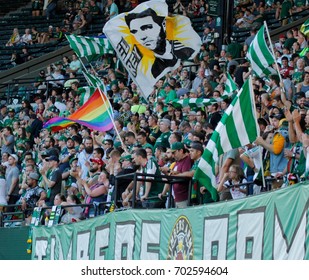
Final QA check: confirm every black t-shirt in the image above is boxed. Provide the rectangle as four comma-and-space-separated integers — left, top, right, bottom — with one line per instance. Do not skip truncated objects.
234, 66, 249, 88
48, 168, 62, 203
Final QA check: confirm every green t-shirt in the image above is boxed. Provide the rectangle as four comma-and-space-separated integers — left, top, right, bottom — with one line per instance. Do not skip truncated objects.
226, 42, 243, 59
284, 38, 297, 50
141, 157, 164, 201
154, 131, 171, 150
292, 71, 304, 84
3, 117, 18, 128
280, 0, 292, 19
149, 126, 161, 144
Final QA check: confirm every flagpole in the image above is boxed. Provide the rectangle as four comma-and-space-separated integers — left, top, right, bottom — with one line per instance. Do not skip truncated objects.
77, 57, 127, 150
249, 75, 266, 191
264, 21, 286, 99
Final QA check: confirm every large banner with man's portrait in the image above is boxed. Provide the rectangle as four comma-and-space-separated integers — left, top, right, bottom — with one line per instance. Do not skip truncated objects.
103, 0, 201, 98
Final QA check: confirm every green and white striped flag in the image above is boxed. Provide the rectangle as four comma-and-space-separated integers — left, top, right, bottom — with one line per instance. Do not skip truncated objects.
83, 71, 106, 89
78, 86, 96, 105
223, 72, 238, 96
171, 97, 229, 109
66, 34, 114, 61
171, 73, 237, 108
246, 25, 275, 77
194, 78, 258, 202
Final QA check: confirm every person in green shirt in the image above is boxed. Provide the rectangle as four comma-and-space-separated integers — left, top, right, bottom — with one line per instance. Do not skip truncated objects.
148, 114, 161, 145
135, 148, 165, 208
89, 0, 100, 15
163, 83, 177, 104
154, 119, 172, 150
3, 108, 18, 128
136, 131, 154, 154
279, 0, 292, 26
284, 30, 297, 51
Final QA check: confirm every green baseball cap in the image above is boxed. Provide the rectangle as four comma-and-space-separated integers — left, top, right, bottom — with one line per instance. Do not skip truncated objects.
113, 141, 122, 148
120, 154, 132, 162
184, 138, 192, 147
170, 142, 184, 151
58, 135, 67, 142
69, 156, 78, 165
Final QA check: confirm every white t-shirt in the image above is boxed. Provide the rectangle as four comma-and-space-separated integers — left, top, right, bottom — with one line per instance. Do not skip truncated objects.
0, 178, 7, 205
224, 178, 247, 200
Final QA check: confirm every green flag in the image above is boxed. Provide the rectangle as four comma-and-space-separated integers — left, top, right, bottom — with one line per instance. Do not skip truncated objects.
299, 47, 308, 57
66, 34, 114, 61
300, 19, 309, 36
83, 72, 105, 88
223, 72, 238, 95
171, 73, 237, 108
78, 86, 96, 105
194, 78, 258, 202
246, 25, 275, 77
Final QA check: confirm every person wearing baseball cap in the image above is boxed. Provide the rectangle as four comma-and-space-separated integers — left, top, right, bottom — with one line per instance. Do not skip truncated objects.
40, 154, 62, 206
187, 142, 213, 203
48, 106, 60, 117
3, 108, 16, 127
159, 142, 192, 208
90, 157, 104, 166
119, 154, 132, 163
69, 156, 78, 166
18, 172, 46, 212
70, 156, 105, 189
255, 109, 289, 189
115, 154, 134, 207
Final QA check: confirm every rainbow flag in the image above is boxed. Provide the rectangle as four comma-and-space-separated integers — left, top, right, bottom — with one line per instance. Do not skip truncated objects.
44, 88, 114, 132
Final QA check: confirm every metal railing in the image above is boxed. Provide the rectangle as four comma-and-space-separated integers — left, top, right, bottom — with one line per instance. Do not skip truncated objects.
0, 200, 113, 227
114, 172, 193, 208
0, 173, 300, 227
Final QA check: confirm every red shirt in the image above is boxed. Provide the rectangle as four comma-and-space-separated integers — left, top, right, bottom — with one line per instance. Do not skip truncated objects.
172, 155, 192, 202
279, 66, 293, 79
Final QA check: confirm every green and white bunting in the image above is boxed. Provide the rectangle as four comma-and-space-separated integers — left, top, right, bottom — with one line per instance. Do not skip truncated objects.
246, 25, 275, 77
66, 34, 114, 61
194, 79, 258, 202
171, 73, 237, 108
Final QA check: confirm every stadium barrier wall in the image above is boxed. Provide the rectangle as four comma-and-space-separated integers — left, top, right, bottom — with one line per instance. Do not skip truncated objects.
0, 226, 31, 260
31, 182, 309, 260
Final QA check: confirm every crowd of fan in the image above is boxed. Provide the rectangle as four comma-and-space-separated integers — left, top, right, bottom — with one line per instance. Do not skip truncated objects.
0, 0, 308, 225
5, 0, 121, 66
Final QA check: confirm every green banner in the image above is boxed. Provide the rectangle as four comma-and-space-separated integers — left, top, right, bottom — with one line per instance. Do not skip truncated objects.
0, 227, 31, 260
32, 183, 309, 260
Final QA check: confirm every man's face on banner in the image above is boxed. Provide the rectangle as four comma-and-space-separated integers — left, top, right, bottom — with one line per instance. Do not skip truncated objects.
129, 16, 164, 51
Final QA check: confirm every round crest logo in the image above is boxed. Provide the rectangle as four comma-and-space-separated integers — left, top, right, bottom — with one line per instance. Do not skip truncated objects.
167, 216, 194, 260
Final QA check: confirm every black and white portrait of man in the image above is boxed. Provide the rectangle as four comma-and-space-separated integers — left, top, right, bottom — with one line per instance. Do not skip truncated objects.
103, 1, 201, 98
125, 8, 195, 79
